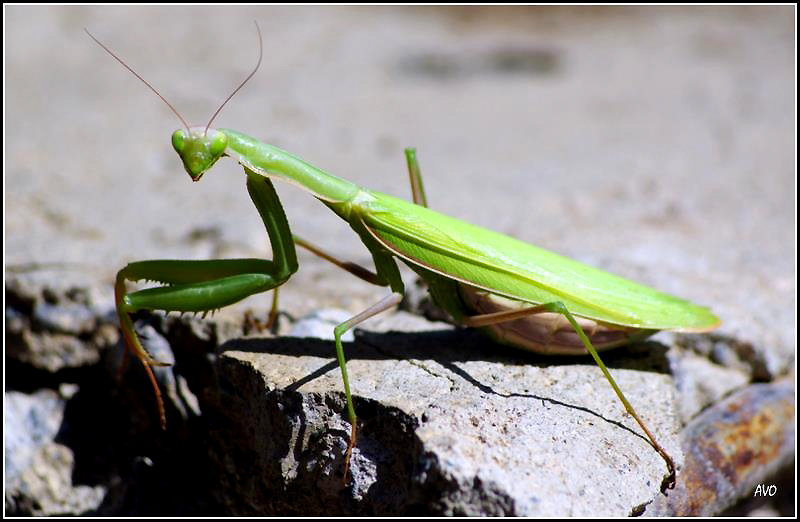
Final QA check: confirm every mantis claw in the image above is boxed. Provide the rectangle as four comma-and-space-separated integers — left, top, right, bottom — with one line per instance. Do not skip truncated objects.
139, 358, 167, 430
341, 422, 357, 487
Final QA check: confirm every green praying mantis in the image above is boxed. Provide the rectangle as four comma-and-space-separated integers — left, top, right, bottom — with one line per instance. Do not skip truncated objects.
88, 24, 720, 490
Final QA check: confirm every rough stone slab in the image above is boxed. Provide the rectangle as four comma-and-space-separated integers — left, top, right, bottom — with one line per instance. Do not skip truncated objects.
5, 390, 106, 515
6, 275, 118, 373
207, 311, 681, 516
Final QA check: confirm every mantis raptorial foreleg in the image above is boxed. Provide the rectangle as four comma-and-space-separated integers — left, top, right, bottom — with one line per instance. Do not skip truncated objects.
116, 170, 298, 427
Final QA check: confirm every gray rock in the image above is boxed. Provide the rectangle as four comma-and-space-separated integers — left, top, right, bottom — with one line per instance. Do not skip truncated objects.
5, 390, 106, 515
6, 277, 117, 372
5, 390, 65, 481
206, 312, 681, 516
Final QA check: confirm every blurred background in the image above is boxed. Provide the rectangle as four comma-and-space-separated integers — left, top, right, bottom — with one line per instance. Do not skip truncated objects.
5, 5, 795, 515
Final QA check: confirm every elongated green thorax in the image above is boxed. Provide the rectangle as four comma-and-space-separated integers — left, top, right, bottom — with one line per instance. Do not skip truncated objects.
220, 128, 360, 203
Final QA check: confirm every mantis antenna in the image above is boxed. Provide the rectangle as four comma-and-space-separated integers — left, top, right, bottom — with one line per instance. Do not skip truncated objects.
204, 21, 263, 135
84, 27, 191, 134
85, 22, 263, 136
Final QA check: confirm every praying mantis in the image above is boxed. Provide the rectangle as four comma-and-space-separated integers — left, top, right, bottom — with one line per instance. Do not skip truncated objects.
88, 24, 720, 491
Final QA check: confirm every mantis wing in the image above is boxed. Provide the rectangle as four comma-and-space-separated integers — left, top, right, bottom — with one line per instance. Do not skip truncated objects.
358, 191, 719, 332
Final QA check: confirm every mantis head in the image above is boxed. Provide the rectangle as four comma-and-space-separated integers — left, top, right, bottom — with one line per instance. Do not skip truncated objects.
171, 127, 228, 181
87, 22, 263, 181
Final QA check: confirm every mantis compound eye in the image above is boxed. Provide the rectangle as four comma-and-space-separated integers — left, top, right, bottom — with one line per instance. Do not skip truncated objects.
208, 130, 228, 157
171, 129, 187, 154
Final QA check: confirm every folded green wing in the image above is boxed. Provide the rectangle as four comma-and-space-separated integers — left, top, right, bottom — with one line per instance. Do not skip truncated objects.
358, 191, 719, 331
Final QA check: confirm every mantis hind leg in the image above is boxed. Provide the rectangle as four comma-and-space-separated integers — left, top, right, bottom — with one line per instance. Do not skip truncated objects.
461, 301, 676, 491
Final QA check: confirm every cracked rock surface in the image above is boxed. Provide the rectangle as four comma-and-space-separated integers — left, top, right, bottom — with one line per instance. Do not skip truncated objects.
213, 313, 680, 515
